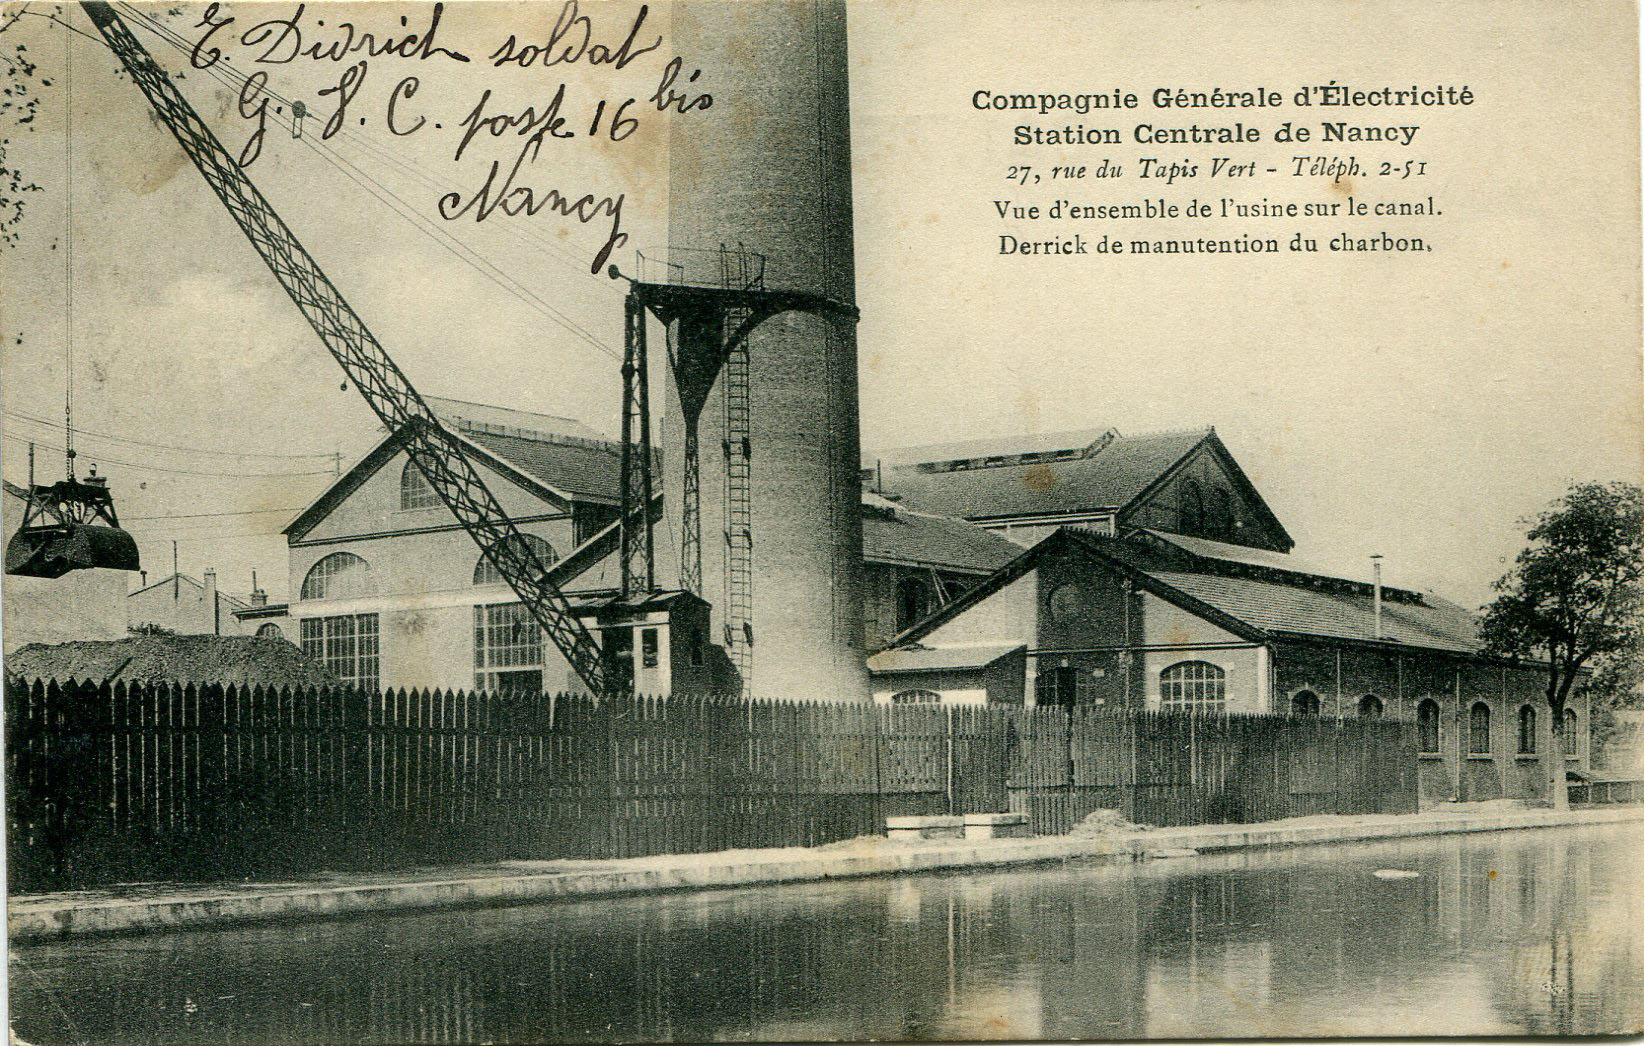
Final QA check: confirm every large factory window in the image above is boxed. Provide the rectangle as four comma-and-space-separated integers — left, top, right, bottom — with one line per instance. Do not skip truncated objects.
1563, 709, 1579, 759
255, 622, 284, 641
399, 460, 439, 510
473, 602, 543, 696
1358, 693, 1384, 719
300, 552, 373, 601
300, 614, 379, 692
1292, 690, 1321, 717
1158, 661, 1226, 713
474, 534, 558, 585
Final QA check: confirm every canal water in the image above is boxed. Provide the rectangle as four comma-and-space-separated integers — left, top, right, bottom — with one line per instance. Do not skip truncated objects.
9, 824, 1641, 1043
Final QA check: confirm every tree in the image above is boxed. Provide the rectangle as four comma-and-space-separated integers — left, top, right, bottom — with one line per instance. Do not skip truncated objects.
1480, 481, 1642, 809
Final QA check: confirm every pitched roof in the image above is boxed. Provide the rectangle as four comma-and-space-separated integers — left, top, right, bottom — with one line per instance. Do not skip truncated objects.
886, 527, 1487, 659
1063, 528, 1482, 653
861, 501, 1023, 573
880, 428, 1212, 520
459, 428, 624, 505
1149, 571, 1481, 653
867, 642, 1024, 674
4, 635, 337, 687
127, 573, 251, 610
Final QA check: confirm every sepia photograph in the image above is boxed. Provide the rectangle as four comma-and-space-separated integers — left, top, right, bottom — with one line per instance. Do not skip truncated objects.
1, 0, 1641, 1041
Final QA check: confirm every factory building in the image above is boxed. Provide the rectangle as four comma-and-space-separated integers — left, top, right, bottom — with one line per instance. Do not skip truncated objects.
866, 432, 1591, 805
246, 398, 1019, 699
872, 426, 1292, 552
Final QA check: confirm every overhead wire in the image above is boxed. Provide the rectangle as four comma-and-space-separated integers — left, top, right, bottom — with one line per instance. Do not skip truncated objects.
4, 408, 338, 461
6, 437, 336, 478
113, 4, 623, 361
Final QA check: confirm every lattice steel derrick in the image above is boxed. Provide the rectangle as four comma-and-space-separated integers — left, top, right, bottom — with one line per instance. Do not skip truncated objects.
83, 2, 611, 696
619, 294, 655, 596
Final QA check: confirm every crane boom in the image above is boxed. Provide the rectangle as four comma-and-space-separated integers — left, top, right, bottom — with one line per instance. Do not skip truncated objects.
80, 1, 612, 695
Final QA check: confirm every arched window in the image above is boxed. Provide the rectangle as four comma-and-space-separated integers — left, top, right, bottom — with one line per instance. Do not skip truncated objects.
1209, 487, 1234, 539
1517, 705, 1537, 754
399, 460, 438, 510
1180, 480, 1204, 533
891, 689, 941, 705
896, 575, 931, 632
300, 552, 373, 600
255, 622, 284, 641
1358, 694, 1384, 719
1292, 689, 1321, 717
1159, 661, 1226, 714
1469, 702, 1492, 755
1562, 709, 1579, 760
474, 534, 558, 585
1417, 699, 1440, 754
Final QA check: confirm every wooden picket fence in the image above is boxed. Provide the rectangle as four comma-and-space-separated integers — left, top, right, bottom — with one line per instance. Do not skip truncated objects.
4, 676, 1417, 892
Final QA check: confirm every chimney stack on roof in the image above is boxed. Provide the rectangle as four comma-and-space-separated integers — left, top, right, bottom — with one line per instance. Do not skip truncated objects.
250, 569, 268, 608
1370, 554, 1384, 639
204, 569, 220, 636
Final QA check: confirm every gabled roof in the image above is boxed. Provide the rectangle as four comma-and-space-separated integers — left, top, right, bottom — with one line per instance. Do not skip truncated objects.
880, 427, 1212, 520
861, 499, 1023, 574
283, 423, 593, 541
886, 526, 1488, 659
127, 572, 251, 611
460, 428, 622, 505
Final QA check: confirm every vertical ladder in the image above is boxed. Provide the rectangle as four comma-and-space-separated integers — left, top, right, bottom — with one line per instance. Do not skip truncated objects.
720, 249, 755, 694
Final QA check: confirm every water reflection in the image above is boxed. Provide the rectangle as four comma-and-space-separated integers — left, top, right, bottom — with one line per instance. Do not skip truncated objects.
10, 825, 1641, 1043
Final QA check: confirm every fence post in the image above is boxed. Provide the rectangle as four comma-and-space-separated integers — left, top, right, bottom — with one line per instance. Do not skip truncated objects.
944, 705, 955, 815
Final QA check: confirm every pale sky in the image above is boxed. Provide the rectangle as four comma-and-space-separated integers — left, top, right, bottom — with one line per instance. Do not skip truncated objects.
2, 0, 1640, 612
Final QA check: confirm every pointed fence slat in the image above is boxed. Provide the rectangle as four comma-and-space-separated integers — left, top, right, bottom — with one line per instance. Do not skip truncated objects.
4, 675, 1417, 891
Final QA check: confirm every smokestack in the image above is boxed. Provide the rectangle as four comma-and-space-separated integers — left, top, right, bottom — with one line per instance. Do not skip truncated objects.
250, 568, 268, 608
662, 0, 867, 700
204, 568, 219, 636
1371, 554, 1384, 639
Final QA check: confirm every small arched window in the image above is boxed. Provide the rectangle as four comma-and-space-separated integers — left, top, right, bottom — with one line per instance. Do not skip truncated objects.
399, 459, 438, 510
1358, 694, 1383, 719
1159, 661, 1226, 714
1562, 709, 1579, 760
474, 534, 558, 585
896, 575, 931, 632
256, 622, 284, 641
891, 689, 941, 705
1417, 699, 1441, 754
1469, 702, 1492, 755
1209, 487, 1234, 539
301, 552, 373, 601
1517, 704, 1537, 754
1292, 689, 1321, 717
1180, 480, 1205, 533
